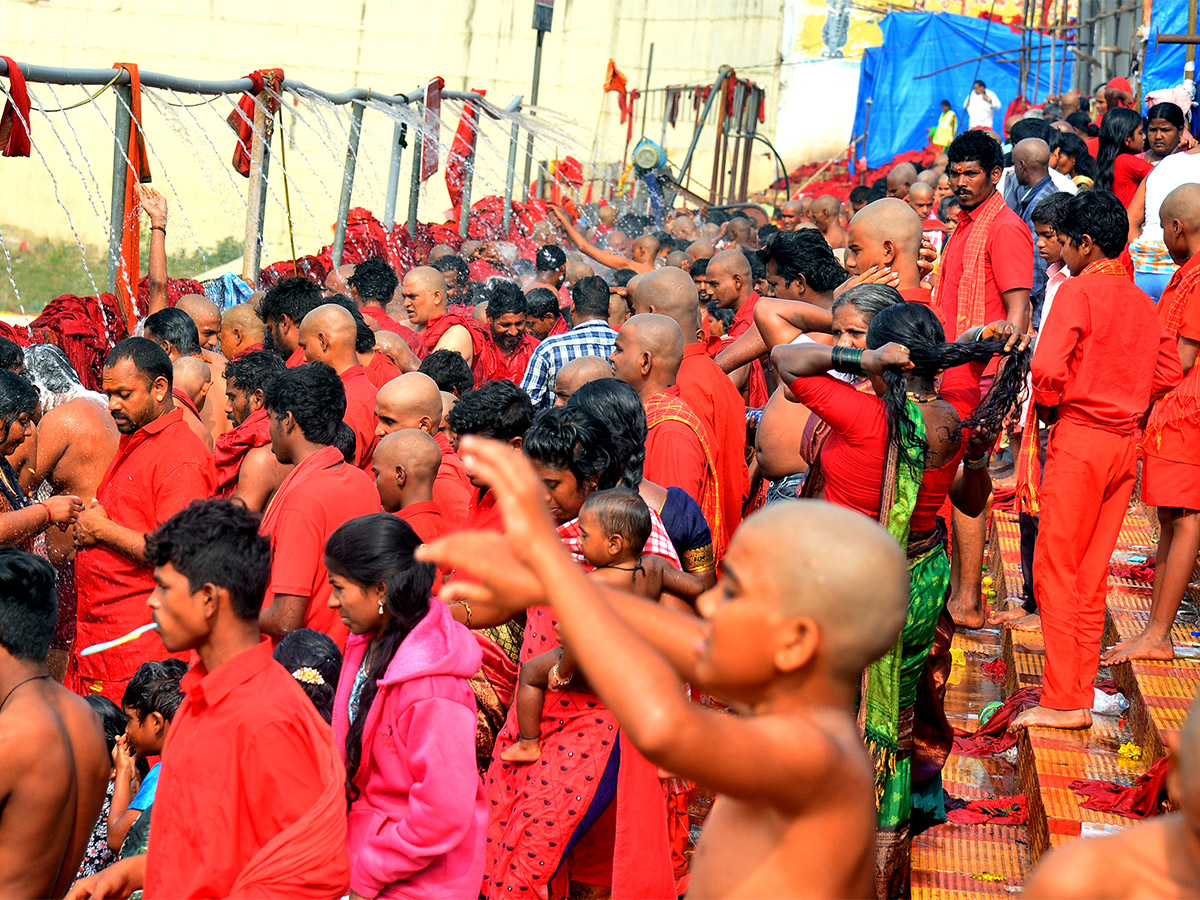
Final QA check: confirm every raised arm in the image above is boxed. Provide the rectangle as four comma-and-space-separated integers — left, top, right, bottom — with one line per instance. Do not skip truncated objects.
548, 206, 632, 271
752, 297, 835, 351
137, 185, 169, 317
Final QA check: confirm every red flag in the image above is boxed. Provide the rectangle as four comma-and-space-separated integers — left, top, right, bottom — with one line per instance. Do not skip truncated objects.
446, 90, 485, 210
421, 77, 443, 182
604, 60, 627, 95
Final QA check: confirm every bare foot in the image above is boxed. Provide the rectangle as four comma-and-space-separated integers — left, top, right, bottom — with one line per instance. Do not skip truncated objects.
988, 605, 1030, 626
948, 592, 987, 629
500, 739, 542, 764
1008, 705, 1092, 732
1101, 632, 1176, 665
993, 612, 1041, 631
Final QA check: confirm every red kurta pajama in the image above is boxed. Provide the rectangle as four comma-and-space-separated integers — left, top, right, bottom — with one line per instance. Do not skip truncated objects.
73, 408, 216, 701
1031, 258, 1181, 711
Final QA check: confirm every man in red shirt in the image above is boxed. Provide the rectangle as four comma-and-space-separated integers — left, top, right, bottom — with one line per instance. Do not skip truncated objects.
372, 429, 449, 543
477, 281, 539, 383
375, 372, 472, 527
260, 277, 325, 368
218, 303, 264, 361
1106, 184, 1200, 665
71, 338, 216, 703
258, 364, 382, 648
143, 307, 231, 448
610, 314, 725, 554
401, 267, 485, 379
632, 268, 747, 551
347, 256, 427, 360
707, 249, 769, 408
934, 130, 1033, 630
445, 380, 535, 531
68, 499, 351, 898
299, 304, 379, 469
213, 350, 289, 510
1012, 192, 1181, 733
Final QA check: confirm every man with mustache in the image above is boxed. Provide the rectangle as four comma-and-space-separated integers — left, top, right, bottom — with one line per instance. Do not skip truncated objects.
932, 129, 1034, 632
476, 280, 539, 384
71, 338, 216, 703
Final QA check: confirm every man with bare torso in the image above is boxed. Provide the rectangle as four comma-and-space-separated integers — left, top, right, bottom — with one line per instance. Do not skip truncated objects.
0, 548, 108, 898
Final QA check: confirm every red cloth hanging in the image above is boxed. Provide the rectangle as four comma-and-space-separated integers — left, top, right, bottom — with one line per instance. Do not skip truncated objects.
111, 63, 152, 334
228, 69, 284, 178
446, 92, 485, 211
604, 60, 628, 95
0, 57, 32, 158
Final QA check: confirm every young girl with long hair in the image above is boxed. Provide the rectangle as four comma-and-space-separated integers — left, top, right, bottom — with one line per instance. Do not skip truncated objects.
326, 514, 485, 900
1095, 106, 1151, 203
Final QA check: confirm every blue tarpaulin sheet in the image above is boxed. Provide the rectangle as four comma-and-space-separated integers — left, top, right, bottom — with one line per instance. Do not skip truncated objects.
852, 11, 1073, 168
1142, 0, 1188, 97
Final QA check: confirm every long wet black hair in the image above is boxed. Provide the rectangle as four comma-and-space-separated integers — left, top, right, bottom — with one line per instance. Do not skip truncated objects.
324, 513, 436, 801
865, 301, 1031, 466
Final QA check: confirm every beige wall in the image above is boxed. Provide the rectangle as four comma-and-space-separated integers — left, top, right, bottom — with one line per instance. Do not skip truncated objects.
0, 0, 796, 296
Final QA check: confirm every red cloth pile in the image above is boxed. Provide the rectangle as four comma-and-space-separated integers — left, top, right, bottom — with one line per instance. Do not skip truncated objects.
29, 293, 128, 391
1110, 557, 1156, 584
980, 657, 1007, 684
258, 255, 329, 290
946, 794, 1028, 825
953, 682, 1122, 756
778, 145, 943, 203
1070, 756, 1169, 819
135, 276, 205, 318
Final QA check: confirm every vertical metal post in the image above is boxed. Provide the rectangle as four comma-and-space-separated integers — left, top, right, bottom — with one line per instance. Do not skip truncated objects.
1188, 0, 1199, 73
331, 101, 365, 268
107, 84, 133, 295
383, 119, 407, 230
458, 139, 476, 240
407, 124, 422, 239
640, 43, 654, 140
241, 92, 274, 287
522, 29, 545, 200
502, 119, 520, 234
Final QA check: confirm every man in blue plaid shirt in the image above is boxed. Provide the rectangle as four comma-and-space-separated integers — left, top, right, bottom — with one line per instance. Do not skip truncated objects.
520, 276, 617, 408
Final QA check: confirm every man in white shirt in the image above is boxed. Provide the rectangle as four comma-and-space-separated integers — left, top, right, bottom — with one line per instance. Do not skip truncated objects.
964, 80, 1001, 130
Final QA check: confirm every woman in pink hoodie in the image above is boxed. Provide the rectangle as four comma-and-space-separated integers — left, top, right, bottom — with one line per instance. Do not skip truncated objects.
326, 513, 486, 900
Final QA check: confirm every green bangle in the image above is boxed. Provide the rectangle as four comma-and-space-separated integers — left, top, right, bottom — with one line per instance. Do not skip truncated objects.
830, 346, 865, 375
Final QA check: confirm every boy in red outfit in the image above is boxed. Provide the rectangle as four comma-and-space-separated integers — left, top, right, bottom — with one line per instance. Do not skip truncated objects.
1012, 191, 1182, 732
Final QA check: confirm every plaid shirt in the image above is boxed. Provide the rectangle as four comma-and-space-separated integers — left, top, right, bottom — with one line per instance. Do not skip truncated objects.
1005, 173, 1058, 316
520, 319, 617, 408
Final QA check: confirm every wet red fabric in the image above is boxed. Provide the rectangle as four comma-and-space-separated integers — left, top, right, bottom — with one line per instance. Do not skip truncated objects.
422, 313, 488, 383
360, 304, 427, 360
946, 795, 1027, 825
1070, 756, 1169, 819
212, 407, 271, 498
29, 293, 128, 391
134, 276, 205, 319
229, 69, 283, 178
446, 94, 485, 211
0, 56, 32, 157
476, 331, 538, 384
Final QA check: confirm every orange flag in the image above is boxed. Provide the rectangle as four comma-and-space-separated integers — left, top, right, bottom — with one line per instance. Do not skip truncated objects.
604, 60, 627, 95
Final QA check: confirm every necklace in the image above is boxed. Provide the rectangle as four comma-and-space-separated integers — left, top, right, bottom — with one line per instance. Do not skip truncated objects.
0, 673, 50, 711
906, 391, 939, 404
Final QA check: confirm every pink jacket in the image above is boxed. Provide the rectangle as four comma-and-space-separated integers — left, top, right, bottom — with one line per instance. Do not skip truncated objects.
334, 600, 486, 899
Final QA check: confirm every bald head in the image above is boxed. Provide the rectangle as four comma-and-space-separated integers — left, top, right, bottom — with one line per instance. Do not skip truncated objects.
916, 170, 939, 187
1160, 183, 1200, 264
176, 294, 221, 351
630, 267, 702, 342
886, 163, 917, 199
299, 304, 359, 372
631, 234, 661, 264
907, 182, 935, 220
612, 313, 685, 394
707, 248, 751, 280
553, 355, 613, 406
565, 262, 594, 286
372, 428, 442, 512
722, 501, 909, 682
172, 355, 212, 406
846, 198, 924, 283
665, 250, 691, 270
375, 371, 444, 437
428, 244, 455, 263
325, 264, 356, 296
1014, 138, 1051, 187
778, 199, 806, 231
219, 303, 264, 360
401, 267, 448, 326
687, 241, 715, 261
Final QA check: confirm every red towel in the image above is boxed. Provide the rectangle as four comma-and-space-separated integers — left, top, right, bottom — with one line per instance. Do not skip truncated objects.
29, 293, 127, 391
0, 56, 31, 158
446, 93, 485, 211
1070, 756, 1169, 819
229, 69, 284, 178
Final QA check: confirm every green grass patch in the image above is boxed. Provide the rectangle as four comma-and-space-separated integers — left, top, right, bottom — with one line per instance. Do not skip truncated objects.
0, 226, 240, 314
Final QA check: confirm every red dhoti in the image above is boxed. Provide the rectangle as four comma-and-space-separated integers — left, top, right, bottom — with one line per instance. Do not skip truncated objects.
1034, 419, 1137, 710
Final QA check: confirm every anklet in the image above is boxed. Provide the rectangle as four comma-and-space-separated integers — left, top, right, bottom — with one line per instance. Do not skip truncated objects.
518, 732, 540, 742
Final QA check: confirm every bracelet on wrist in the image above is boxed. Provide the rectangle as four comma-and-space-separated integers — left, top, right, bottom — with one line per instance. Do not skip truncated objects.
36, 501, 51, 524
829, 346, 865, 375
150, 224, 166, 234
451, 599, 472, 628
964, 454, 989, 469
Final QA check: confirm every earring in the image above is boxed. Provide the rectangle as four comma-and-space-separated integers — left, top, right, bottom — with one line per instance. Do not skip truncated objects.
378, 598, 385, 616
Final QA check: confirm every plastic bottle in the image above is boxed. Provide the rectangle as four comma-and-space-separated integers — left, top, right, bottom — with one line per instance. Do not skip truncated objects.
1092, 688, 1130, 715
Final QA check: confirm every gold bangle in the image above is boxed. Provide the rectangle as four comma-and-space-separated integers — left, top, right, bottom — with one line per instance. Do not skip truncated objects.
452, 599, 472, 627
964, 454, 988, 470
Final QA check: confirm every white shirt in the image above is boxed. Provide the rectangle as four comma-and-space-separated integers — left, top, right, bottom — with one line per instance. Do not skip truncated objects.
964, 89, 1001, 130
1136, 151, 1200, 246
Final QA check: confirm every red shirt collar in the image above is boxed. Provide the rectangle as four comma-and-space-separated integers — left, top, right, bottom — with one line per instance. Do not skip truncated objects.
180, 639, 274, 712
